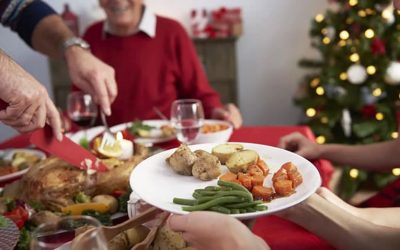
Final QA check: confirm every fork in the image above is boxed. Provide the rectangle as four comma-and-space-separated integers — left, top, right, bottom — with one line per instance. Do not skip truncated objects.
99, 111, 116, 149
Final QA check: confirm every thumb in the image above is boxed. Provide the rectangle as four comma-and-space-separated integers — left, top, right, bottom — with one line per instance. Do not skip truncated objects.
168, 214, 189, 232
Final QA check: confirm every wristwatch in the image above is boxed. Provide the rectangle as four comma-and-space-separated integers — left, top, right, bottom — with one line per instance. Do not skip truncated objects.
62, 37, 90, 51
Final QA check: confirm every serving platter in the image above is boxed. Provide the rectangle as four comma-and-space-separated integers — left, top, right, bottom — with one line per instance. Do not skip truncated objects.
130, 142, 321, 219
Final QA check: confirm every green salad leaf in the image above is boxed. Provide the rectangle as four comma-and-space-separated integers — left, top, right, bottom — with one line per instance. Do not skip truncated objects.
128, 120, 155, 137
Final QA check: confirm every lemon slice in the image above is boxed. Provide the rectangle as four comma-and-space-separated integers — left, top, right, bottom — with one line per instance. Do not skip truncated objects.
137, 128, 151, 137
96, 140, 123, 158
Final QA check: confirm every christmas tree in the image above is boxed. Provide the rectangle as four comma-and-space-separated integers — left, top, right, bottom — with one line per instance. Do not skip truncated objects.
296, 0, 400, 200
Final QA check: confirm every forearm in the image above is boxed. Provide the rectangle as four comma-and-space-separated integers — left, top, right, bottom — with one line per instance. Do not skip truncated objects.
317, 139, 400, 171
31, 15, 74, 58
0, 50, 27, 99
357, 207, 400, 228
283, 195, 400, 250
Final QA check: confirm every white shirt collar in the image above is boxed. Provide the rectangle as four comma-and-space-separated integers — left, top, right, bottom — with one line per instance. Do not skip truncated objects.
103, 6, 156, 38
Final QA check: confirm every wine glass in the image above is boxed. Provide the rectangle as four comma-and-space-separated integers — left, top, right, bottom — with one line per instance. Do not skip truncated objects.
170, 99, 204, 144
31, 215, 107, 250
67, 92, 98, 144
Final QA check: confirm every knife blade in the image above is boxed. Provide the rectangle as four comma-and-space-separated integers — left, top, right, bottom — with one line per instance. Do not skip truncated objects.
30, 126, 108, 172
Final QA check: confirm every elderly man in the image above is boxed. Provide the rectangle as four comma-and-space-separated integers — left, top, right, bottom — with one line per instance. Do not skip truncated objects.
78, 0, 242, 128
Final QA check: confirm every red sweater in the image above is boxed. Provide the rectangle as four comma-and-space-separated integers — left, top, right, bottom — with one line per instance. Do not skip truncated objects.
81, 16, 223, 126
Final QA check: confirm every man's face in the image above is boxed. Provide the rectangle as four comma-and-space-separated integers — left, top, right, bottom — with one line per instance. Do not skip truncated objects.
395, 0, 400, 10
99, 0, 143, 28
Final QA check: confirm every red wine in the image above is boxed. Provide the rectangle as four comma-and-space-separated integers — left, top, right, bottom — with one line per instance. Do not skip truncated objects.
71, 115, 96, 127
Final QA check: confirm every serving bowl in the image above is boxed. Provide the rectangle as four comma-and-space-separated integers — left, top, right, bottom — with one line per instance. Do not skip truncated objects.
192, 119, 233, 144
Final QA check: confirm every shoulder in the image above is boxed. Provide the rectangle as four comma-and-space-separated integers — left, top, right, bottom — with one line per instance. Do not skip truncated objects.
156, 16, 188, 37
83, 21, 104, 40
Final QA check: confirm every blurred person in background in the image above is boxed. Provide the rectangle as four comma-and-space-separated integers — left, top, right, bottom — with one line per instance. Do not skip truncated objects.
78, 0, 242, 128
0, 0, 118, 140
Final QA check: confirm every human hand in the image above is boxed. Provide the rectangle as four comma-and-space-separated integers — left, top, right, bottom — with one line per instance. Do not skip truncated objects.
168, 211, 270, 250
212, 103, 243, 128
278, 132, 321, 160
65, 47, 117, 116
0, 63, 62, 140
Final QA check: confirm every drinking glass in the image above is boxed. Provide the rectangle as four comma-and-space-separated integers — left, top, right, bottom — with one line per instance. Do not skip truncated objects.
31, 215, 107, 250
170, 99, 204, 144
67, 92, 98, 143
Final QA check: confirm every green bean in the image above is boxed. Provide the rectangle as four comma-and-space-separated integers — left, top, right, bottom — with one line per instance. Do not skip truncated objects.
173, 198, 197, 206
231, 208, 240, 214
246, 207, 256, 213
192, 192, 201, 199
197, 190, 252, 204
217, 190, 253, 201
205, 186, 221, 191
182, 196, 243, 212
255, 205, 268, 211
220, 187, 233, 191
195, 190, 220, 196
239, 209, 247, 213
208, 206, 231, 214
225, 201, 263, 209
197, 196, 216, 204
218, 180, 251, 194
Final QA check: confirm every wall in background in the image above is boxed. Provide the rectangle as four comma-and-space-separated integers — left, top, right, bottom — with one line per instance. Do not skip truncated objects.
0, 0, 329, 142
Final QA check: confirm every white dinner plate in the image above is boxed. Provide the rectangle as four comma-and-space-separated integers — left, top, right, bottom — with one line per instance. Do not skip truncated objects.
0, 148, 46, 182
130, 142, 321, 220
68, 120, 175, 145
110, 120, 175, 144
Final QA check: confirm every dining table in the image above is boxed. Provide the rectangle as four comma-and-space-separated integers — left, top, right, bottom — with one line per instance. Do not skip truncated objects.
0, 124, 336, 250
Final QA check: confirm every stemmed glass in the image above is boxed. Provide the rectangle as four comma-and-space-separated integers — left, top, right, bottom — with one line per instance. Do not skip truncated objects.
170, 99, 204, 144
67, 92, 98, 146
31, 215, 107, 250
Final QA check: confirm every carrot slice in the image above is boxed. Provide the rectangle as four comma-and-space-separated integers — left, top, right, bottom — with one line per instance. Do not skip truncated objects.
238, 173, 253, 190
273, 180, 294, 196
256, 159, 269, 176
252, 185, 274, 201
219, 172, 238, 182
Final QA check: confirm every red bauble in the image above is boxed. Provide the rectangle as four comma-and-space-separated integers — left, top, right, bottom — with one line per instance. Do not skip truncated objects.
371, 38, 386, 55
361, 105, 377, 118
350, 23, 362, 37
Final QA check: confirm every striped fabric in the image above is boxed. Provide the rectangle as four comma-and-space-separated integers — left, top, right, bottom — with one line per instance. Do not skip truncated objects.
0, 0, 32, 28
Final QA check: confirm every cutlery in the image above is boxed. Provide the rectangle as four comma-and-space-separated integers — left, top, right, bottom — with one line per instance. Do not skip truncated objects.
30, 126, 108, 172
153, 107, 168, 121
71, 207, 167, 248
99, 111, 117, 150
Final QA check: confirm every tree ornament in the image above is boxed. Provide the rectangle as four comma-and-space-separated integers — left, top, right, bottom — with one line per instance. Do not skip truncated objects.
326, 26, 336, 39
341, 109, 352, 137
381, 4, 395, 24
350, 23, 362, 37
361, 86, 376, 105
371, 38, 386, 55
347, 64, 367, 84
361, 104, 377, 118
385, 62, 400, 85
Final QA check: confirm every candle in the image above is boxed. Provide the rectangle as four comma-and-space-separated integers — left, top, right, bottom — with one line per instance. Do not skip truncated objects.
116, 132, 134, 160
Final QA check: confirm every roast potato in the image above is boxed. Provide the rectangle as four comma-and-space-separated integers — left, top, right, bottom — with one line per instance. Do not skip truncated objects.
211, 143, 244, 164
225, 150, 259, 173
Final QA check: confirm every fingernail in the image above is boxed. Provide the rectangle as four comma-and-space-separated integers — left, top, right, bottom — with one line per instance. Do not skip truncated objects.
57, 133, 63, 141
105, 108, 111, 116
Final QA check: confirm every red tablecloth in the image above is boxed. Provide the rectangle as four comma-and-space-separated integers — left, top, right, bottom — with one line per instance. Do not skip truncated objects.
0, 125, 335, 250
